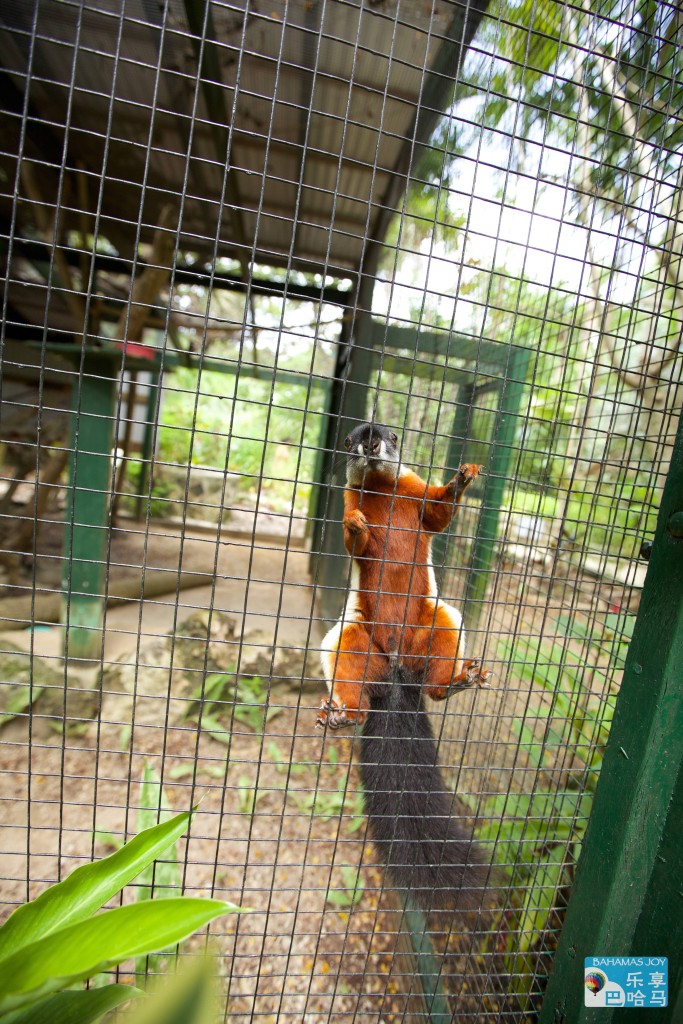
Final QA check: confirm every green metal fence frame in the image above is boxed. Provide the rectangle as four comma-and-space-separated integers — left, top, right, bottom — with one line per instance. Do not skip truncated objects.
538, 410, 683, 1024
312, 318, 531, 627
48, 341, 330, 660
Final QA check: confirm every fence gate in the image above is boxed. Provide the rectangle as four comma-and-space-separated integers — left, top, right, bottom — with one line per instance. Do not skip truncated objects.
0, 1, 681, 1022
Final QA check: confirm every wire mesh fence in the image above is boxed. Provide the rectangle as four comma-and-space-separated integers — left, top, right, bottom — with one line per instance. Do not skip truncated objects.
1, 0, 681, 1020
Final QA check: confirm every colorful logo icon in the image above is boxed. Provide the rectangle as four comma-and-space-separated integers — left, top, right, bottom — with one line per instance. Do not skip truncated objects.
585, 970, 607, 994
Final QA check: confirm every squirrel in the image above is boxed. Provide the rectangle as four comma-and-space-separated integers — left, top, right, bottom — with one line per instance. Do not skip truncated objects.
317, 422, 491, 908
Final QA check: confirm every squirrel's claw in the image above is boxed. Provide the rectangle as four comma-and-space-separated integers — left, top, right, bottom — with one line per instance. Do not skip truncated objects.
446, 659, 493, 696
467, 659, 493, 688
316, 698, 362, 730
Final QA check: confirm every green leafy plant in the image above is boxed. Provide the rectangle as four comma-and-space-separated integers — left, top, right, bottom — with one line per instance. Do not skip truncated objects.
289, 774, 365, 833
271, 740, 364, 834
267, 741, 308, 777
0, 810, 245, 1022
231, 676, 283, 733
465, 610, 632, 1009
132, 764, 183, 979
236, 775, 266, 816
184, 673, 282, 743
123, 956, 219, 1024
325, 865, 365, 909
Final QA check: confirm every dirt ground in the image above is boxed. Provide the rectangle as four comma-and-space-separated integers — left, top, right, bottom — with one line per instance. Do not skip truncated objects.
0, 521, 511, 1022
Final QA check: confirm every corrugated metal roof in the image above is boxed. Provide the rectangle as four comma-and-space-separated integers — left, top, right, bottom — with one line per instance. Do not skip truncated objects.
1, 0, 488, 278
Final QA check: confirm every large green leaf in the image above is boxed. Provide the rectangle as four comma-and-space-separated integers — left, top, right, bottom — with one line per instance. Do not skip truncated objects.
126, 958, 217, 1024
133, 764, 182, 980
515, 845, 567, 956
0, 812, 193, 964
135, 763, 180, 900
0, 984, 142, 1024
0, 898, 240, 1016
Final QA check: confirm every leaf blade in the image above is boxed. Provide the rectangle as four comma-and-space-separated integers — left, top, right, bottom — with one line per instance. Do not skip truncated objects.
0, 898, 242, 1016
0, 812, 193, 963
0, 984, 143, 1024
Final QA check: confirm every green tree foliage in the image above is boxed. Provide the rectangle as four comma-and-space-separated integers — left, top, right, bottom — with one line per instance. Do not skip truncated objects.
375, 1, 681, 563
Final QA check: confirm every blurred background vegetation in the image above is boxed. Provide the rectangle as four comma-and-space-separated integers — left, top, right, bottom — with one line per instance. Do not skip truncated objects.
134, 0, 681, 570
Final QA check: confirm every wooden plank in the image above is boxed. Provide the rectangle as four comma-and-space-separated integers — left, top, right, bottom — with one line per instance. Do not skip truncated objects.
182, 0, 249, 278
366, 0, 490, 252
12, 237, 353, 305
1, 570, 212, 630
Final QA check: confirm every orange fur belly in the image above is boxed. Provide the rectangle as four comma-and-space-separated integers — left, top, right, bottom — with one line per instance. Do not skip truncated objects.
354, 583, 430, 658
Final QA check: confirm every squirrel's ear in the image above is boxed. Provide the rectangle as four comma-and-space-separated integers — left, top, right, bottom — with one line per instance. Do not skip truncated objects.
390, 432, 398, 444
344, 435, 352, 450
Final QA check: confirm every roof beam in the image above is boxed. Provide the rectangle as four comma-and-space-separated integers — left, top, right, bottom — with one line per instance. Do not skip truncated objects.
8, 237, 353, 305
0, 70, 66, 168
291, 1, 323, 260
182, 0, 250, 281
367, 0, 490, 255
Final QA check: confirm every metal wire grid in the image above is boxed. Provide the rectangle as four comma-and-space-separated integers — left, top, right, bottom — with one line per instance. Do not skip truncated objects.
1, 0, 681, 1020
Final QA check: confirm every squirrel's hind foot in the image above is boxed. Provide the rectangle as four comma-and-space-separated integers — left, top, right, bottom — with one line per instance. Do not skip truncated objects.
447, 659, 493, 696
316, 698, 365, 730
425, 659, 492, 702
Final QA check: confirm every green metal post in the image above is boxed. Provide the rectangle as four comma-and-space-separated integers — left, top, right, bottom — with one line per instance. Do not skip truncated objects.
432, 382, 475, 575
315, 274, 374, 624
538, 411, 683, 1024
134, 370, 160, 519
307, 380, 333, 548
61, 354, 119, 660
628, 759, 683, 1022
402, 898, 453, 1022
461, 346, 530, 629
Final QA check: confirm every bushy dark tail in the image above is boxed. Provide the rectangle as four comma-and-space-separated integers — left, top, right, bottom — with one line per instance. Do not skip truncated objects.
360, 663, 488, 911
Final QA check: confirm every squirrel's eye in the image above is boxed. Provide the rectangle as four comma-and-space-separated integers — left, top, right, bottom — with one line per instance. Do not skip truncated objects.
344, 436, 352, 450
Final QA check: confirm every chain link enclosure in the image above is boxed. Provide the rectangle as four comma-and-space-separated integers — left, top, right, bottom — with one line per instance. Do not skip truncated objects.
1, 1, 681, 1021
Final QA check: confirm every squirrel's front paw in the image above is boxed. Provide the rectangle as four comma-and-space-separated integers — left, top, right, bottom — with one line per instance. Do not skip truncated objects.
450, 463, 483, 494
343, 509, 368, 536
459, 462, 484, 483
443, 463, 483, 502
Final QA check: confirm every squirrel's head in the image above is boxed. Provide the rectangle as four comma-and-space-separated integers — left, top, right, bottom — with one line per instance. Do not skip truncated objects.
344, 423, 400, 486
